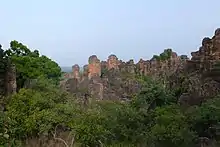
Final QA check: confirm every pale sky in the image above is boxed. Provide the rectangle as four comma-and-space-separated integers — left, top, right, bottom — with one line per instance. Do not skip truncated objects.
1, 0, 220, 66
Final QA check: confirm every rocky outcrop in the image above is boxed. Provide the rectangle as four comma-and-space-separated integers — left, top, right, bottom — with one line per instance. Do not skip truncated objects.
107, 54, 119, 70
136, 50, 186, 79
61, 50, 186, 100
61, 54, 142, 100
88, 55, 101, 79
61, 50, 183, 100
173, 28, 220, 105
72, 64, 80, 81
188, 28, 220, 73
61, 28, 220, 104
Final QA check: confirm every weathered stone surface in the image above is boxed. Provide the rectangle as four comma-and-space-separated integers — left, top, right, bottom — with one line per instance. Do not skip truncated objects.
215, 28, 220, 36
107, 54, 119, 70
173, 29, 220, 105
72, 64, 80, 80
189, 28, 220, 73
88, 76, 103, 100
61, 50, 185, 101
137, 50, 183, 80
63, 73, 73, 79
125, 59, 136, 74
88, 55, 101, 79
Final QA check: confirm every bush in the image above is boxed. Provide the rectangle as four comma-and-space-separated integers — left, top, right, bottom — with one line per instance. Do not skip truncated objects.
147, 105, 196, 147
131, 76, 176, 111
5, 78, 79, 142
188, 97, 220, 141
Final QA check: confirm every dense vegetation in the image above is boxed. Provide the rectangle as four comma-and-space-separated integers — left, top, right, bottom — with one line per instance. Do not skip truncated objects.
1, 41, 220, 147
3, 40, 61, 88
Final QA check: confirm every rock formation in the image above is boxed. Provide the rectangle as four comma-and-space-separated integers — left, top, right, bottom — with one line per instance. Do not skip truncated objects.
61, 28, 220, 105
72, 64, 80, 81
172, 28, 220, 105
88, 55, 101, 79
107, 54, 119, 70
61, 49, 183, 101
136, 49, 185, 80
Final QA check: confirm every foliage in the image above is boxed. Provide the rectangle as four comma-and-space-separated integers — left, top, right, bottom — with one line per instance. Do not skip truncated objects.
100, 67, 108, 78
108, 104, 147, 145
171, 74, 189, 98
180, 55, 188, 60
2, 74, 220, 146
152, 55, 160, 60
152, 48, 173, 61
0, 111, 22, 146
70, 108, 110, 146
3, 40, 61, 88
131, 76, 176, 111
5, 78, 79, 143
188, 97, 220, 141
147, 105, 196, 147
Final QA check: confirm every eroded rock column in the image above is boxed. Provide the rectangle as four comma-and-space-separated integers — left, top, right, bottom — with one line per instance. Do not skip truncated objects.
107, 54, 119, 70
88, 55, 101, 79
72, 64, 80, 81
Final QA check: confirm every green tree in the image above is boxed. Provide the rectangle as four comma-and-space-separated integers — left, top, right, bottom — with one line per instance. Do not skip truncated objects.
147, 105, 196, 147
6, 77, 78, 141
109, 104, 147, 145
151, 49, 173, 61
131, 76, 176, 111
4, 40, 61, 88
152, 55, 160, 61
188, 97, 220, 141
70, 108, 110, 146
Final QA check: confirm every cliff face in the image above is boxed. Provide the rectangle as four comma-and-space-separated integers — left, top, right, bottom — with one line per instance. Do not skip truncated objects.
61, 28, 220, 104
188, 28, 220, 73
173, 28, 220, 105
137, 50, 187, 79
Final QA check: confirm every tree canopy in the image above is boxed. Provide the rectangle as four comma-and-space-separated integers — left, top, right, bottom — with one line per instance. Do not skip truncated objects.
152, 48, 173, 61
2, 40, 61, 88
